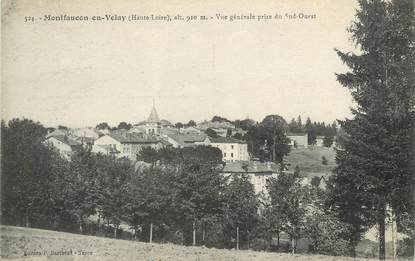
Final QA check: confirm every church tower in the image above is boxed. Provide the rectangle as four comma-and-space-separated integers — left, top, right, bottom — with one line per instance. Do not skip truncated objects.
144, 100, 161, 135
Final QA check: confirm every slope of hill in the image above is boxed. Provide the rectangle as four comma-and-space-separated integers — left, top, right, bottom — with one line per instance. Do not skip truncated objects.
1, 225, 375, 261
285, 147, 336, 176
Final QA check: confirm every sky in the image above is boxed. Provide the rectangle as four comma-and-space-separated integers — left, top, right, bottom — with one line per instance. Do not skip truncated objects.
2, 0, 359, 128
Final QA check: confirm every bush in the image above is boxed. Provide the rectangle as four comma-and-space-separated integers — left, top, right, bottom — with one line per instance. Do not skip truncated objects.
250, 238, 270, 251
316, 238, 352, 256
305, 212, 354, 256
397, 238, 414, 257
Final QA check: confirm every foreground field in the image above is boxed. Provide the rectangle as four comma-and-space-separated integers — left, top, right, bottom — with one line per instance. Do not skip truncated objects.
1, 226, 378, 261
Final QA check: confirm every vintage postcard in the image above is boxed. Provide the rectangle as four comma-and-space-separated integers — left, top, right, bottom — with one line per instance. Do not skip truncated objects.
1, 0, 414, 260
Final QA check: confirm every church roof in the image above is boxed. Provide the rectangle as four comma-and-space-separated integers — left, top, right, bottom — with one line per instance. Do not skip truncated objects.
147, 106, 160, 123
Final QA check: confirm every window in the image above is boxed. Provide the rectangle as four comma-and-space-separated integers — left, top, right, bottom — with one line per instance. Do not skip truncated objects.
231, 145, 234, 149
224, 153, 227, 157
231, 153, 234, 158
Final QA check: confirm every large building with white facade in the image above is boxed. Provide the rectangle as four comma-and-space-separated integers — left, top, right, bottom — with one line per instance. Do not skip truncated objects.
93, 131, 164, 160
210, 137, 249, 162
221, 161, 279, 195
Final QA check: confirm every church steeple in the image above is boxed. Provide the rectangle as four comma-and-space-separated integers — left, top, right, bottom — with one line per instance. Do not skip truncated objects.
147, 99, 160, 123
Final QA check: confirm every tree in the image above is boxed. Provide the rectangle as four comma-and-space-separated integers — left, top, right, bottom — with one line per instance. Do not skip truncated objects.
96, 122, 110, 130
1, 119, 59, 227
98, 156, 134, 238
138, 147, 159, 165
187, 120, 196, 127
328, 0, 415, 259
297, 115, 303, 130
310, 176, 321, 188
232, 133, 244, 140
127, 167, 176, 242
57, 125, 68, 131
305, 117, 316, 145
267, 166, 309, 254
175, 122, 184, 129
321, 156, 328, 165
305, 178, 355, 256
222, 174, 259, 249
305, 209, 353, 256
288, 116, 304, 133
259, 200, 285, 250
117, 121, 132, 130
245, 115, 290, 163
170, 146, 224, 246
323, 136, 334, 147
234, 119, 256, 131
135, 146, 224, 245
62, 148, 101, 234
205, 128, 220, 138
211, 116, 231, 123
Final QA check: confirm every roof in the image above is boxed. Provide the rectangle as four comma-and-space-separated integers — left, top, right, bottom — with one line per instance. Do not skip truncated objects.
160, 119, 172, 126
70, 127, 100, 137
159, 139, 173, 146
128, 125, 146, 133
222, 161, 279, 174
180, 126, 201, 134
76, 136, 95, 144
48, 135, 81, 147
160, 128, 180, 136
107, 132, 159, 144
46, 129, 67, 138
211, 137, 246, 144
197, 121, 235, 130
167, 133, 208, 147
147, 106, 160, 123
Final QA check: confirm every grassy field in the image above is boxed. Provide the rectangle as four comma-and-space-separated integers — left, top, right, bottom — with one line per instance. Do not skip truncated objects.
1, 225, 380, 261
285, 147, 336, 176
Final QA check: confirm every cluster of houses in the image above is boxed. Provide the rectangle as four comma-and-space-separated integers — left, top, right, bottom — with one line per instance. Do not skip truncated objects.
44, 105, 327, 195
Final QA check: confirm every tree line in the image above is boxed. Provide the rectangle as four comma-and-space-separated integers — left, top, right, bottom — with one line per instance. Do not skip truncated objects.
1, 118, 363, 256
2, 117, 413, 258
287, 116, 338, 146
1, 1, 414, 259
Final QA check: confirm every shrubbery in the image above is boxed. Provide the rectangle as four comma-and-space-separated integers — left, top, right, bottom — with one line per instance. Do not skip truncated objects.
250, 238, 270, 252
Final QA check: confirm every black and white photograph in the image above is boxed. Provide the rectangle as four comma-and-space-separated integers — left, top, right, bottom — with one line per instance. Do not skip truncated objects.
1, 0, 414, 260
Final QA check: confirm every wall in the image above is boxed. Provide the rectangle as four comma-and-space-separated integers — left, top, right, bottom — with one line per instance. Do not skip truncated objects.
44, 137, 73, 159
211, 142, 249, 162
288, 135, 308, 148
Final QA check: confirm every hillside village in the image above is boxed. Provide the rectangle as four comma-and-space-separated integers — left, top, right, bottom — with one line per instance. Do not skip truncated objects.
2, 0, 413, 260
43, 104, 337, 195
7, 108, 406, 259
